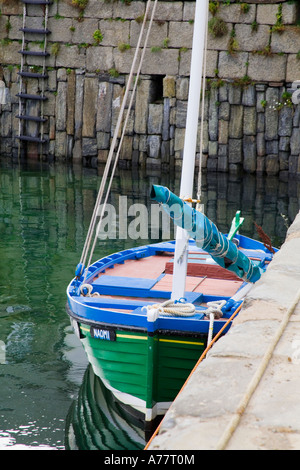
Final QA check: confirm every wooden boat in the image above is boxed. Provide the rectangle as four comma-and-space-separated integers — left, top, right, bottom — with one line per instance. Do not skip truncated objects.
66, 0, 276, 435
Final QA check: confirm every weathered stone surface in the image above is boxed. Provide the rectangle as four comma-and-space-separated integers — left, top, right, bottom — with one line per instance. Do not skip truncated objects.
56, 45, 86, 69
214, 3, 256, 24
148, 104, 163, 134
257, 132, 266, 156
147, 135, 161, 158
96, 81, 113, 133
229, 105, 243, 139
248, 54, 287, 82
55, 82, 67, 131
82, 77, 98, 137
66, 71, 76, 135
265, 88, 279, 140
218, 120, 228, 144
87, 46, 114, 72
163, 76, 176, 98
278, 106, 293, 137
228, 138, 242, 163
271, 27, 300, 54
290, 128, 300, 156
243, 135, 256, 172
243, 107, 256, 135
218, 52, 248, 79
169, 21, 193, 48
175, 100, 187, 128
134, 79, 155, 134
235, 24, 270, 52
142, 49, 179, 76
266, 154, 279, 175
286, 54, 300, 83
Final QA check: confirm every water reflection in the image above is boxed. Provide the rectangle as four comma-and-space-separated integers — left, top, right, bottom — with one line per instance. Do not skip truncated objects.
0, 157, 299, 449
65, 365, 146, 450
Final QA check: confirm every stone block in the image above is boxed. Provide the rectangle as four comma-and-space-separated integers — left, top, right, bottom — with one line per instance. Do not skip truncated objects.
242, 85, 256, 106
147, 135, 161, 158
99, 19, 130, 47
134, 79, 155, 134
265, 87, 279, 140
0, 1, 22, 15
82, 77, 98, 137
216, 3, 256, 24
286, 55, 300, 83
218, 51, 248, 79
113, 1, 145, 19
243, 135, 256, 173
243, 107, 256, 135
48, 17, 73, 43
205, 50, 219, 78
148, 103, 163, 134
219, 102, 230, 120
218, 120, 228, 144
256, 132, 266, 157
96, 81, 113, 133
257, 3, 297, 25
278, 106, 293, 137
271, 27, 300, 54
248, 54, 287, 82
130, 20, 168, 48
235, 24, 270, 52
141, 48, 179, 76
183, 2, 195, 21
153, 2, 183, 22
56, 45, 86, 69
84, 0, 114, 18
228, 138, 242, 163
169, 21, 193, 48
178, 49, 191, 76
175, 100, 187, 128
207, 27, 231, 52
174, 127, 185, 152
163, 76, 176, 98
82, 137, 97, 156
229, 105, 243, 139
8, 15, 22, 41
67, 71, 76, 135
55, 81, 67, 131
266, 154, 279, 175
87, 46, 114, 72
55, 131, 67, 159
290, 128, 300, 156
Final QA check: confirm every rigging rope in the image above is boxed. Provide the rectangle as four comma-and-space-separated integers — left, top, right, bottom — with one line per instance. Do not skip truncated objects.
79, 0, 158, 280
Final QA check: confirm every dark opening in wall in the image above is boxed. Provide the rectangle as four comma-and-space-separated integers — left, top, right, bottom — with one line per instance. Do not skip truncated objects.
150, 75, 164, 104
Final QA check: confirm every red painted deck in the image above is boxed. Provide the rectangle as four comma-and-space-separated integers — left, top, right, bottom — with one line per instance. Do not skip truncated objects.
94, 252, 244, 298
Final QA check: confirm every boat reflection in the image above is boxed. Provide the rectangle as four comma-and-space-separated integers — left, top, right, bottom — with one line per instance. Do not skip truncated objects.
65, 364, 159, 450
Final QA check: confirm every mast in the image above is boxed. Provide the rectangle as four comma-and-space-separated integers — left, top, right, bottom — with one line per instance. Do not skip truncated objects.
171, 0, 208, 300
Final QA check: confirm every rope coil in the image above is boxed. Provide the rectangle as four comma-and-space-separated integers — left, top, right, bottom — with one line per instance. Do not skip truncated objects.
143, 299, 196, 317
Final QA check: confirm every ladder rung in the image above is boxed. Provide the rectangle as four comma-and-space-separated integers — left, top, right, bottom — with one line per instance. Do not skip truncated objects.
21, 1, 53, 4
17, 135, 48, 143
16, 114, 47, 122
18, 71, 48, 79
16, 93, 47, 101
20, 28, 51, 35
19, 50, 49, 57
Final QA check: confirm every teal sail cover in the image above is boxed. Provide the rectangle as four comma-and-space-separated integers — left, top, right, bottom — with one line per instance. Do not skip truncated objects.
150, 185, 262, 283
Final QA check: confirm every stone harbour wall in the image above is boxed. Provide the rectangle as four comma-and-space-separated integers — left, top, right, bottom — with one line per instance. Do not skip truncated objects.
0, 0, 299, 175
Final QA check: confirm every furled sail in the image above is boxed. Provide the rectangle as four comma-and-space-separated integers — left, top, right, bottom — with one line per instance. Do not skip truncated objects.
150, 185, 262, 283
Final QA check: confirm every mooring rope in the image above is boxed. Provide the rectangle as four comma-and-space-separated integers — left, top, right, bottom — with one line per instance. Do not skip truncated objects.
79, 0, 158, 280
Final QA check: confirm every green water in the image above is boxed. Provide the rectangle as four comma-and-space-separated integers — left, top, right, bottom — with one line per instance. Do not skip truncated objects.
0, 158, 298, 449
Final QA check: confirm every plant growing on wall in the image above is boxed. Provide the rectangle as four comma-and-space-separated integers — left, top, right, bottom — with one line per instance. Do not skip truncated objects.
208, 16, 228, 37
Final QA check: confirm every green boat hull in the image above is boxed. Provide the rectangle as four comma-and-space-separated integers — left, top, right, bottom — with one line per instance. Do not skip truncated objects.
76, 321, 206, 423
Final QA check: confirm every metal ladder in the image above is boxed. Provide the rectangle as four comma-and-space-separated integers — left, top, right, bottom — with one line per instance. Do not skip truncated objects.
16, 0, 52, 146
